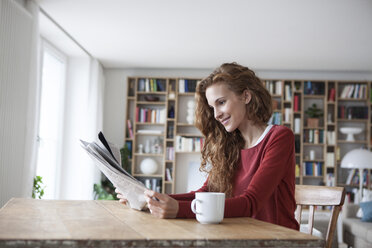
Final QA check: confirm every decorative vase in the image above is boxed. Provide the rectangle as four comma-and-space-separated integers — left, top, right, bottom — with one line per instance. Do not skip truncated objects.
140, 158, 158, 174
145, 139, 151, 153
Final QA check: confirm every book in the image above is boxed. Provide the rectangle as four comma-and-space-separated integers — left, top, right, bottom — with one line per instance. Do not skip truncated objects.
80, 132, 147, 210
294, 118, 300, 134
326, 153, 334, 167
275, 81, 282, 94
179, 79, 185, 93
293, 95, 299, 112
285, 84, 292, 101
165, 168, 173, 181
328, 88, 335, 101
127, 119, 134, 138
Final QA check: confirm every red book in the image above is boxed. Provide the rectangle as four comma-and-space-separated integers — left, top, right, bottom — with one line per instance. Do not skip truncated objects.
328, 88, 335, 101
293, 95, 299, 112
135, 107, 140, 122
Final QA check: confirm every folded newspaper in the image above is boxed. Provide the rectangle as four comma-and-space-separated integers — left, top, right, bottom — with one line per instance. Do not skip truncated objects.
80, 132, 147, 210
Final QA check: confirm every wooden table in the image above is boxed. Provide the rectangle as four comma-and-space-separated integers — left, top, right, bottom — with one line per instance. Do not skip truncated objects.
0, 198, 324, 247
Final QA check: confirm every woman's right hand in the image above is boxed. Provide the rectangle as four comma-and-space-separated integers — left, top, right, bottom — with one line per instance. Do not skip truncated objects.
115, 188, 128, 205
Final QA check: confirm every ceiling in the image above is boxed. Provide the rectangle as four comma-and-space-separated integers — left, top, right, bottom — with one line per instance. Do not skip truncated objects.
36, 0, 372, 71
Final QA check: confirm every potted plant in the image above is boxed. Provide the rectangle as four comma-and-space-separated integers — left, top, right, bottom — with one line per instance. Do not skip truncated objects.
305, 103, 323, 128
32, 175, 45, 199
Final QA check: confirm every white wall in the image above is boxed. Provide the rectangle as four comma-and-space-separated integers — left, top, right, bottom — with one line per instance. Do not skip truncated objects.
103, 68, 372, 193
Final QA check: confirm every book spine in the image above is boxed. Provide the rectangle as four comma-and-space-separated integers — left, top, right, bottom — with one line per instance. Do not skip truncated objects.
127, 120, 134, 138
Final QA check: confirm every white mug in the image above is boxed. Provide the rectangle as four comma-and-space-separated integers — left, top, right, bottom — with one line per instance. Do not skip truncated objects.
191, 192, 225, 224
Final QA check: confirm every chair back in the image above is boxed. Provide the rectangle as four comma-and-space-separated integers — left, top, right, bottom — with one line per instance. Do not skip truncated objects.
295, 185, 345, 248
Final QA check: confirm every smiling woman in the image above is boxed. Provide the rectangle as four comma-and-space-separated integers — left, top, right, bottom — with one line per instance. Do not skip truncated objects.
117, 62, 299, 231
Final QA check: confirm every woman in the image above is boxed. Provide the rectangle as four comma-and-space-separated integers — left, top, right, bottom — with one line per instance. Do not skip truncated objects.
117, 62, 299, 230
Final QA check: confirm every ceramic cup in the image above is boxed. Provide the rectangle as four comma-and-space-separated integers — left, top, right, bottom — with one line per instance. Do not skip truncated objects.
191, 192, 225, 224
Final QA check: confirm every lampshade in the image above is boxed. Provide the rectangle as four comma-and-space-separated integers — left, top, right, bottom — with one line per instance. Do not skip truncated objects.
341, 149, 372, 169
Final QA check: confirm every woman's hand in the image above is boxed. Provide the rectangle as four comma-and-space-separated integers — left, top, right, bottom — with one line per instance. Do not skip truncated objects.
115, 188, 128, 205
144, 190, 179, 219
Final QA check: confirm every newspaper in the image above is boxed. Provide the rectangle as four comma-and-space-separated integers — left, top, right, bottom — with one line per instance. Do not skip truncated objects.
80, 132, 147, 210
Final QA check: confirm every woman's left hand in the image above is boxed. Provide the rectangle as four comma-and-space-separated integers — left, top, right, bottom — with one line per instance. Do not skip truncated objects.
144, 189, 179, 219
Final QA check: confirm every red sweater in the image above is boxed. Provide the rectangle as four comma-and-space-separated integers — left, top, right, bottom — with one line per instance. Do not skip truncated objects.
170, 125, 299, 230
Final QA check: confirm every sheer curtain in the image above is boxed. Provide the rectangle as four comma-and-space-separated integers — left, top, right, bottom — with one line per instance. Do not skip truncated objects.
57, 58, 104, 200
0, 0, 40, 207
0, 0, 105, 205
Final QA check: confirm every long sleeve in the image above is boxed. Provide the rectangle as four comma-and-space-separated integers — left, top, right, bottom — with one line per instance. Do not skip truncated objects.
168, 125, 298, 230
169, 179, 209, 218
223, 126, 298, 229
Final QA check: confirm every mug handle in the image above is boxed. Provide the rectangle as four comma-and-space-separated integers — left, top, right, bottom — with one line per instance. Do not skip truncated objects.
191, 199, 201, 215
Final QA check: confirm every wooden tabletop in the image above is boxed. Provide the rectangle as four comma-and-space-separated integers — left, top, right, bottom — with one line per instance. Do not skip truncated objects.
0, 198, 324, 247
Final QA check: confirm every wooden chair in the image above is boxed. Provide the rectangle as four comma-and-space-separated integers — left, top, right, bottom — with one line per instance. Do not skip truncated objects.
295, 185, 346, 248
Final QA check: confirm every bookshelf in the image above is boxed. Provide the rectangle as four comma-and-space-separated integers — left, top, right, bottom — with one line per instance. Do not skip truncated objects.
335, 81, 371, 199
124, 77, 202, 194
264, 80, 372, 196
124, 77, 372, 195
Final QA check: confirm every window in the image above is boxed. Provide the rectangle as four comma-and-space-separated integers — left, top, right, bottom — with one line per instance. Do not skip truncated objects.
35, 41, 66, 199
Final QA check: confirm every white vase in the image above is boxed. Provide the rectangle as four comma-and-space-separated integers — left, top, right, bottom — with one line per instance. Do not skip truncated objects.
145, 139, 151, 153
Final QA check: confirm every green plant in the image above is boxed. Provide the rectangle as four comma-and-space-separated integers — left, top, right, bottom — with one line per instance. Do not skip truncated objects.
93, 182, 116, 200
120, 144, 131, 174
32, 175, 45, 199
305, 103, 323, 118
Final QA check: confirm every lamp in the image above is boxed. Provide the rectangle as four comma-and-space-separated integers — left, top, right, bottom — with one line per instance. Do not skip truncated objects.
341, 149, 372, 201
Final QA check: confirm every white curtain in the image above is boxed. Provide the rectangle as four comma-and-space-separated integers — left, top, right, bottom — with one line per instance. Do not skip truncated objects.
57, 58, 104, 200
0, 0, 40, 207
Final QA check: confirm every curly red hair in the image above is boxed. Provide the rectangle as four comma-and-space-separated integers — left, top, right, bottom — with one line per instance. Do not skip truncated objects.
195, 62, 272, 196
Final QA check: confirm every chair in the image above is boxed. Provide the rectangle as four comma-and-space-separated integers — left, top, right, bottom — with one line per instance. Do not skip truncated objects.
295, 185, 346, 248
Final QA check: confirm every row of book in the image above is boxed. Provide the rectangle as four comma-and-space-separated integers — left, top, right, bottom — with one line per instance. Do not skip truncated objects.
268, 112, 282, 125
345, 169, 369, 186
178, 79, 198, 93
166, 147, 175, 160
284, 84, 292, 101
264, 80, 282, 95
267, 83, 367, 103
303, 162, 323, 176
283, 108, 292, 123
338, 106, 368, 119
339, 84, 368, 99
304, 81, 325, 95
138, 78, 166, 92
135, 107, 166, 123
327, 131, 336, 145
303, 129, 325, 144
326, 173, 335, 187
175, 136, 204, 152
143, 178, 162, 192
